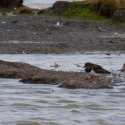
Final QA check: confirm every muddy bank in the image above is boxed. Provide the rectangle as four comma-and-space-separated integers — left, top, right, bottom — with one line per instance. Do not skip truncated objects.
0, 1, 125, 54
0, 1, 125, 55
0, 15, 125, 54
0, 59, 114, 89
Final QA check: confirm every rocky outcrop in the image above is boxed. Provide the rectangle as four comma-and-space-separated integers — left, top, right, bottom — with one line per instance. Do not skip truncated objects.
0, 0, 22, 7
51, 1, 71, 15
0, 60, 41, 78
50, 1, 88, 15
0, 60, 114, 89
112, 8, 125, 22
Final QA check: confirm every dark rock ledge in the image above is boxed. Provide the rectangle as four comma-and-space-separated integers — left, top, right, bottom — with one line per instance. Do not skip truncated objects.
0, 60, 114, 89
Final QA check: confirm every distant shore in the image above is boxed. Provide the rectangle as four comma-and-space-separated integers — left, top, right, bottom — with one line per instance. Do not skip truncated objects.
0, 1, 125, 54
0, 15, 125, 54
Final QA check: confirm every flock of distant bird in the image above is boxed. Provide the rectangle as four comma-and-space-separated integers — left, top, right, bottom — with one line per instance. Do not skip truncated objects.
50, 62, 125, 78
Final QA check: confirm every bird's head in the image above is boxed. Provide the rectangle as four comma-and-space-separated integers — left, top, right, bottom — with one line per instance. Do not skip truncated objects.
83, 62, 93, 68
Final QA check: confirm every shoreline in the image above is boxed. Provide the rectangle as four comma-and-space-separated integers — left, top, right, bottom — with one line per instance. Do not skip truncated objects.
0, 14, 124, 89
0, 15, 125, 54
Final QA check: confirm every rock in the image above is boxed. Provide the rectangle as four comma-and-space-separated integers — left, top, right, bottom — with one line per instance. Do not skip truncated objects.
0, 59, 114, 89
0, 59, 41, 78
50, 1, 88, 15
11, 20, 18, 23
51, 1, 71, 15
0, 0, 22, 7
19, 76, 57, 84
59, 77, 113, 89
18, 6, 32, 14
112, 8, 125, 22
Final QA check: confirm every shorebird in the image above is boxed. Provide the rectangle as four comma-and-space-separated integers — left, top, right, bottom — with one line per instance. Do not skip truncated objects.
98, 27, 106, 32
119, 63, 125, 72
104, 52, 110, 56
74, 64, 81, 67
50, 62, 59, 68
118, 63, 125, 78
83, 62, 111, 76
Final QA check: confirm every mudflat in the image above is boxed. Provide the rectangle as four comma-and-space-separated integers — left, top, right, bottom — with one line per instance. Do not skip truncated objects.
0, 15, 125, 54
0, 14, 125, 89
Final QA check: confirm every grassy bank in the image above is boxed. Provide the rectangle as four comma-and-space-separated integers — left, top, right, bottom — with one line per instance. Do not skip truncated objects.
36, 1, 109, 22
88, 0, 125, 17
62, 1, 109, 21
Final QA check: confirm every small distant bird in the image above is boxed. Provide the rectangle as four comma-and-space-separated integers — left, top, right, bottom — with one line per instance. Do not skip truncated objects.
23, 50, 30, 54
83, 62, 111, 76
74, 64, 81, 67
50, 62, 59, 68
114, 32, 118, 36
119, 63, 125, 77
104, 52, 110, 56
98, 27, 106, 32
56, 22, 60, 26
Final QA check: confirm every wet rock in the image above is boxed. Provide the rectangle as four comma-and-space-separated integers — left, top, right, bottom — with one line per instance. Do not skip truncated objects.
0, 59, 115, 89
19, 76, 58, 84
59, 76, 113, 89
0, 60, 41, 78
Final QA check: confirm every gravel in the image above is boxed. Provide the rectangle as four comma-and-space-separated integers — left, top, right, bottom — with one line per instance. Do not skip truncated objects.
0, 15, 125, 54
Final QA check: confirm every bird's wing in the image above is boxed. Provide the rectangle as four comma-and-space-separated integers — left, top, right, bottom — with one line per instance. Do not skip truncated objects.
93, 67, 110, 74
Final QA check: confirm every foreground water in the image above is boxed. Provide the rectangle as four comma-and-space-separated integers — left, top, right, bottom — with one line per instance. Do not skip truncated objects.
0, 54, 125, 125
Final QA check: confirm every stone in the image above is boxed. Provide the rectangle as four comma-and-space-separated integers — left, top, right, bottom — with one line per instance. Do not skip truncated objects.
112, 8, 125, 22
0, 0, 22, 7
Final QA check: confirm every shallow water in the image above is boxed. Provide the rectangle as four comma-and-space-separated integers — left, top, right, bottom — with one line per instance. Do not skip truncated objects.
23, 0, 82, 9
0, 54, 125, 125
0, 53, 125, 71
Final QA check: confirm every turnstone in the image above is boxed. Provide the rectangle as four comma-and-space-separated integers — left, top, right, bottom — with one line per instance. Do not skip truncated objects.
119, 63, 125, 72
83, 62, 111, 75
118, 63, 125, 78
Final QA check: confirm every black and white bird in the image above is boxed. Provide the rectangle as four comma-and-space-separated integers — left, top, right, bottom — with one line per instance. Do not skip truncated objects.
119, 63, 125, 77
83, 62, 111, 76
119, 63, 125, 72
